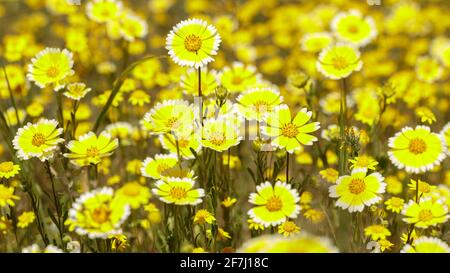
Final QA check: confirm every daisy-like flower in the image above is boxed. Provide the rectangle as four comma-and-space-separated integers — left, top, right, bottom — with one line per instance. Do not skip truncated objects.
128, 90, 151, 107
180, 67, 218, 96
64, 131, 119, 166
401, 197, 449, 228
237, 87, 283, 121
66, 187, 130, 239
193, 209, 215, 225
384, 197, 405, 214
142, 99, 193, 135
349, 155, 379, 170
401, 237, 450, 253
278, 221, 301, 237
388, 126, 447, 173
319, 168, 339, 183
329, 168, 386, 212
219, 62, 261, 93
201, 117, 242, 152
27, 48, 74, 91
152, 177, 204, 205
261, 105, 320, 154
303, 209, 325, 224
408, 179, 435, 198
166, 18, 221, 68
440, 122, 450, 155
86, 0, 123, 23
364, 225, 391, 240
331, 9, 377, 47
316, 43, 362, 80
415, 56, 443, 83
17, 211, 35, 228
0, 161, 20, 179
248, 181, 300, 227
13, 119, 64, 161
119, 12, 148, 42
0, 185, 20, 208
141, 154, 180, 179
104, 122, 133, 141
115, 182, 151, 209
159, 131, 201, 159
63, 82, 92, 100
300, 32, 334, 53
22, 244, 63, 253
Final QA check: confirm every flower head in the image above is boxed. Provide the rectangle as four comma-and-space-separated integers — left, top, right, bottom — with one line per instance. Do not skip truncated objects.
63, 82, 92, 100
278, 221, 301, 237
17, 211, 35, 228
219, 62, 261, 93
364, 225, 391, 241
193, 209, 215, 225
402, 237, 450, 253
385, 197, 405, 214
0, 185, 20, 208
401, 197, 449, 229
152, 177, 204, 205
317, 43, 362, 80
248, 181, 300, 227
166, 18, 221, 68
115, 182, 151, 209
0, 161, 20, 179
329, 168, 386, 212
13, 119, 64, 161
237, 87, 283, 121
331, 10, 377, 47
27, 48, 74, 91
201, 117, 242, 152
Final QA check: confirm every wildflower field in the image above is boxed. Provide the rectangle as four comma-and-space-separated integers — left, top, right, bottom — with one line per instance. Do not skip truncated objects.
0, 0, 449, 254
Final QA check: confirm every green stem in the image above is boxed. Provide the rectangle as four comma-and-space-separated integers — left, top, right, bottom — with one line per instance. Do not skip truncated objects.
338, 78, 348, 175
286, 152, 290, 182
2, 66, 21, 127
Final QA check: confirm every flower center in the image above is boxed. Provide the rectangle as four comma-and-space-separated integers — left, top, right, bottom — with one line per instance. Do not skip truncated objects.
210, 132, 226, 146
46, 66, 60, 78
0, 162, 14, 173
122, 184, 140, 196
266, 196, 283, 212
86, 147, 100, 157
169, 186, 187, 200
156, 163, 170, 174
281, 123, 299, 138
254, 100, 269, 113
347, 24, 359, 33
349, 178, 365, 194
166, 117, 179, 129
232, 75, 243, 85
282, 221, 297, 232
31, 133, 46, 147
409, 138, 427, 154
184, 35, 202, 52
91, 206, 111, 224
331, 56, 349, 70
418, 209, 433, 222
390, 198, 403, 207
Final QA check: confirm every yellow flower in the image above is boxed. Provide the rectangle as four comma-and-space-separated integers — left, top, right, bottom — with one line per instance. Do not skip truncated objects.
300, 32, 333, 53
402, 237, 450, 253
180, 67, 218, 96
219, 62, 261, 93
118, 12, 148, 42
303, 209, 325, 224
349, 155, 379, 170
17, 211, 35, 228
143, 99, 193, 135
364, 225, 391, 240
64, 131, 119, 166
331, 9, 377, 47
385, 197, 405, 214
388, 126, 447, 173
278, 221, 301, 237
408, 179, 436, 198
248, 181, 300, 227
144, 203, 161, 224
166, 18, 221, 68
152, 177, 204, 205
63, 82, 92, 100
201, 117, 242, 152
329, 168, 386, 213
159, 131, 201, 160
0, 185, 20, 207
67, 187, 130, 238
141, 154, 179, 179
0, 216, 12, 235
128, 90, 151, 106
402, 198, 449, 229
193, 209, 215, 225
109, 234, 129, 252
385, 176, 403, 195
222, 197, 237, 208
262, 105, 320, 153
13, 119, 64, 161
237, 87, 283, 121
415, 56, 443, 83
319, 168, 339, 183
378, 239, 394, 252
317, 43, 362, 80
441, 122, 450, 156
86, 0, 122, 23
115, 182, 151, 209
192, 247, 206, 253
415, 107, 436, 125
237, 233, 338, 253
125, 159, 142, 175
247, 219, 265, 231
26, 102, 44, 118
0, 161, 20, 179
27, 48, 74, 91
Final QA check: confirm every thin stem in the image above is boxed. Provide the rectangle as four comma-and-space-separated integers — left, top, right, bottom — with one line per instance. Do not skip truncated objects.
286, 151, 290, 182
338, 77, 348, 175
45, 160, 64, 247
2, 66, 21, 127
175, 138, 182, 171
198, 66, 203, 126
